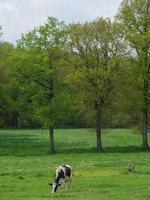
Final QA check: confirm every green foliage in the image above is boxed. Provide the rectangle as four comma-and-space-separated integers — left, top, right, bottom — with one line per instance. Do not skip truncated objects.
117, 0, 150, 92
0, 42, 39, 128
66, 18, 126, 126
15, 17, 70, 128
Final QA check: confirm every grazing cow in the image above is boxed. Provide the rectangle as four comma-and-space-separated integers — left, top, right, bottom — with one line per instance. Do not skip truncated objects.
49, 164, 72, 193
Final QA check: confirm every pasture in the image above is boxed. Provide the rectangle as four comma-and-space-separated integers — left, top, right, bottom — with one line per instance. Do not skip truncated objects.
0, 129, 150, 200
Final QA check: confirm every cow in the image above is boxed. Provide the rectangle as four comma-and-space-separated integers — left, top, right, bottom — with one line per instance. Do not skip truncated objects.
49, 164, 72, 193
128, 161, 135, 173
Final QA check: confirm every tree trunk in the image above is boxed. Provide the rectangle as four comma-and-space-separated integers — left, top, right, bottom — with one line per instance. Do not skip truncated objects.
10, 112, 18, 128
143, 109, 149, 149
95, 103, 103, 152
142, 80, 149, 149
49, 128, 56, 154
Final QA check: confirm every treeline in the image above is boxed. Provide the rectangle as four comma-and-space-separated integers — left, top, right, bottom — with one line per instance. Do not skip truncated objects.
0, 0, 150, 153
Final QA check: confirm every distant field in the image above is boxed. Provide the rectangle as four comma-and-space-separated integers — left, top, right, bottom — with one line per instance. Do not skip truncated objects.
0, 129, 150, 200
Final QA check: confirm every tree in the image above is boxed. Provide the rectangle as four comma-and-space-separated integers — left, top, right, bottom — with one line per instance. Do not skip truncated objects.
117, 0, 150, 149
66, 18, 125, 151
16, 17, 69, 153
0, 42, 18, 128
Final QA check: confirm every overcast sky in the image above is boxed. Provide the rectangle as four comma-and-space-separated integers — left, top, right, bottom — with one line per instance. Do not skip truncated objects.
0, 0, 122, 43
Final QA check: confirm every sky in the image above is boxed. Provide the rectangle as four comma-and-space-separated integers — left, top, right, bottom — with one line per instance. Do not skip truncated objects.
0, 0, 122, 43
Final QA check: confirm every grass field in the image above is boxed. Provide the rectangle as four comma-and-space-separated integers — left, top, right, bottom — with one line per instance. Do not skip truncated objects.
0, 129, 150, 200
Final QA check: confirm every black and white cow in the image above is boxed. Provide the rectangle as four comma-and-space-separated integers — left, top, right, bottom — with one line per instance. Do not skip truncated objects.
49, 164, 72, 193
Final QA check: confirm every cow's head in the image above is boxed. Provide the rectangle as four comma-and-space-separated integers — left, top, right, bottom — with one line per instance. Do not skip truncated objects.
49, 182, 61, 193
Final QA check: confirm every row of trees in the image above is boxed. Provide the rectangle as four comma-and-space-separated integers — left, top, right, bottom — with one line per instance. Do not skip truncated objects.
0, 0, 150, 153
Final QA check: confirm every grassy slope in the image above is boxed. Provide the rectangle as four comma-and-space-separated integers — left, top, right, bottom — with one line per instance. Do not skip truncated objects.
0, 129, 150, 200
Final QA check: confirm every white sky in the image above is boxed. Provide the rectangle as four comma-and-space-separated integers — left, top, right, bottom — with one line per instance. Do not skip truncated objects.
0, 0, 122, 43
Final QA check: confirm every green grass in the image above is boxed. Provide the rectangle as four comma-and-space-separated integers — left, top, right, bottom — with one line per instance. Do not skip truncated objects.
0, 128, 150, 200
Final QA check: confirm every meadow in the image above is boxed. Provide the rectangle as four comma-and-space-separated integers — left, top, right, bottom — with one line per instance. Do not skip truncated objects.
0, 129, 150, 200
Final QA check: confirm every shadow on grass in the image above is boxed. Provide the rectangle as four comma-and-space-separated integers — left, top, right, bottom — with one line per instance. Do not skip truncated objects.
57, 145, 150, 155
103, 146, 150, 153
0, 132, 149, 156
56, 147, 97, 154
0, 133, 50, 156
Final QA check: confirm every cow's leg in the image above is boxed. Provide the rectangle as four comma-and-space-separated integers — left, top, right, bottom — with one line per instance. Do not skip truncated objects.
64, 181, 67, 191
60, 180, 65, 190
69, 178, 72, 189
